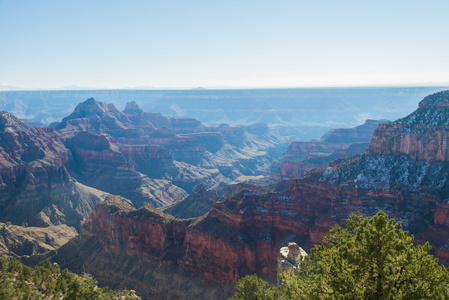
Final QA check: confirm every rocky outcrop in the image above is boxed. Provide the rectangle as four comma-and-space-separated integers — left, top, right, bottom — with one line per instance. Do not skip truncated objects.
322, 119, 388, 143
55, 98, 143, 139
367, 91, 449, 161
50, 98, 287, 205
0, 112, 106, 230
272, 119, 388, 179
37, 91, 449, 299
279, 142, 369, 179
37, 196, 232, 299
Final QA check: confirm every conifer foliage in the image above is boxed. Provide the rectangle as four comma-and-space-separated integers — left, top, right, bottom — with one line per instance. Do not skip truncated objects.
231, 211, 449, 299
0, 257, 140, 299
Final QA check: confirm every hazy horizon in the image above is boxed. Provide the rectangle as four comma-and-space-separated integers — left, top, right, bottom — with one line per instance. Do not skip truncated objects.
2, 83, 449, 92
1, 1, 448, 90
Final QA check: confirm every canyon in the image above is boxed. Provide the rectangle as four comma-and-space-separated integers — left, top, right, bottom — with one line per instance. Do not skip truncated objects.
272, 119, 388, 179
56, 98, 288, 206
0, 87, 444, 140
0, 111, 107, 231
0, 97, 289, 236
0, 96, 294, 277
30, 90, 449, 299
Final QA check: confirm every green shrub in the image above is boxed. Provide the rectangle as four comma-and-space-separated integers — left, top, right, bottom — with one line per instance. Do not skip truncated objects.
231, 211, 449, 299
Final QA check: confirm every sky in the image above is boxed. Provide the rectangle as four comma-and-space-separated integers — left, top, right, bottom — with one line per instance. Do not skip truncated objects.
0, 0, 448, 89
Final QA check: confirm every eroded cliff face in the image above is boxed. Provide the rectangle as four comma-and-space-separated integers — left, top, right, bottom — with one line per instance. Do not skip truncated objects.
50, 98, 288, 206
368, 91, 449, 161
0, 112, 105, 230
64, 131, 188, 207
51, 184, 329, 298
75, 196, 232, 299
74, 194, 315, 297
42, 91, 449, 299
271, 119, 387, 179
308, 91, 449, 257
279, 142, 370, 179
281, 120, 386, 162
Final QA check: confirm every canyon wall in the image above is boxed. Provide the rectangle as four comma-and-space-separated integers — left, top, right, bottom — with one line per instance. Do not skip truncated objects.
0, 111, 106, 230
39, 91, 449, 299
272, 119, 387, 179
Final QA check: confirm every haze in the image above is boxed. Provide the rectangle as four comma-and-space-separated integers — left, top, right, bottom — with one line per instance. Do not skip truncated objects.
1, 0, 448, 89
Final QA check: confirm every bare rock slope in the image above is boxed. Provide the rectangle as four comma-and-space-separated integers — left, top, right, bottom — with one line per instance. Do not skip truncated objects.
36, 90, 449, 299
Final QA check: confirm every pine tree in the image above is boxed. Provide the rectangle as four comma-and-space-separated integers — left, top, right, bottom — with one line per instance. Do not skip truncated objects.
0, 257, 141, 299
231, 211, 449, 299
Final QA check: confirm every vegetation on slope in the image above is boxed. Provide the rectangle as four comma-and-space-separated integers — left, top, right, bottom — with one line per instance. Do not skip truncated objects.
0, 257, 140, 299
0, 223, 78, 259
231, 211, 449, 299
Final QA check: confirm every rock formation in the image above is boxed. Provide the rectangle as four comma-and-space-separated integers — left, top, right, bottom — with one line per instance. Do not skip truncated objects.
276, 242, 307, 285
0, 96, 288, 238
35, 196, 233, 299
162, 184, 222, 219
35, 90, 449, 299
0, 111, 106, 230
50, 98, 288, 206
278, 142, 369, 179
0, 222, 77, 259
273, 119, 388, 179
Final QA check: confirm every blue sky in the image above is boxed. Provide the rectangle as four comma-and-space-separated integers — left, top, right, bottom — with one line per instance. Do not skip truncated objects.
0, 0, 448, 89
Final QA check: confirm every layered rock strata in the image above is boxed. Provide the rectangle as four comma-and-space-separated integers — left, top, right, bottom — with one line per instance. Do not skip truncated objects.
39, 91, 449, 299
0, 222, 78, 259
273, 119, 388, 179
0, 112, 106, 230
51, 98, 287, 206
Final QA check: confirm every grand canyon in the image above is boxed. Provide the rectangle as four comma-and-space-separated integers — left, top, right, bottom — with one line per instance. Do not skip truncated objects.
0, 88, 448, 298
2, 1, 448, 298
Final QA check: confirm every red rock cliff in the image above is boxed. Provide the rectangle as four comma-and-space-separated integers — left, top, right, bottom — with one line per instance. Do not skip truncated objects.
51, 91, 449, 299
0, 112, 104, 230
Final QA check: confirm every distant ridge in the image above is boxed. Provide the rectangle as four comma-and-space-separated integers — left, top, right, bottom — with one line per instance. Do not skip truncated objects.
2, 87, 448, 140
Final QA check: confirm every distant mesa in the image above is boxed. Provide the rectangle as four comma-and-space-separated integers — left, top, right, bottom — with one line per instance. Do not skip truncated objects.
272, 118, 389, 179
124, 101, 142, 113
73, 97, 109, 114
22, 119, 47, 127
321, 119, 389, 144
